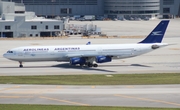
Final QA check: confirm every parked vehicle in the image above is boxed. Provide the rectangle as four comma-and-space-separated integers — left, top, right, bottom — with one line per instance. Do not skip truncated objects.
84, 15, 95, 21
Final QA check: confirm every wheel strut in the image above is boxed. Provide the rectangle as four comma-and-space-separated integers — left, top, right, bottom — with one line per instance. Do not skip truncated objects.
19, 61, 23, 68
86, 62, 98, 68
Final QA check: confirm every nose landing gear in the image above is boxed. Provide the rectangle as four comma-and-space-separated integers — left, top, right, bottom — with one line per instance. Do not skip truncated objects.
19, 61, 23, 68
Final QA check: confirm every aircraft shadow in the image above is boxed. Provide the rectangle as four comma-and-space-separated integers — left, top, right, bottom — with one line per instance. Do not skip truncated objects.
0, 64, 116, 73
0, 63, 151, 73
51, 63, 151, 72
52, 63, 116, 73
76, 64, 151, 68
130, 64, 152, 67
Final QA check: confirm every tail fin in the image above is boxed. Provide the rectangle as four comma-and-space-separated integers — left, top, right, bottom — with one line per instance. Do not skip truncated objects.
139, 20, 169, 43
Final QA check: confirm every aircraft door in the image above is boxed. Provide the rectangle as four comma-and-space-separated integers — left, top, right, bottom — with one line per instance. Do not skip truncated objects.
96, 47, 102, 55
17, 50, 24, 57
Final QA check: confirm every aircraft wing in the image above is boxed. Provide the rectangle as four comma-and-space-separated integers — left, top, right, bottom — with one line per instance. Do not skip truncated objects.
65, 53, 99, 58
65, 54, 84, 57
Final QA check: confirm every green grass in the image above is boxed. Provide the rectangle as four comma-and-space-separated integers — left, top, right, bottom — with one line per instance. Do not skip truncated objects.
0, 73, 180, 85
0, 104, 179, 110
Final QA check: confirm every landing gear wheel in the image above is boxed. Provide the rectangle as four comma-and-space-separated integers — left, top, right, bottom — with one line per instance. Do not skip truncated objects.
19, 61, 23, 68
87, 63, 93, 67
19, 65, 23, 68
80, 64, 84, 67
93, 64, 98, 67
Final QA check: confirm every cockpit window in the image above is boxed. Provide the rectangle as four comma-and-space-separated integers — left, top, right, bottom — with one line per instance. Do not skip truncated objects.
7, 51, 13, 53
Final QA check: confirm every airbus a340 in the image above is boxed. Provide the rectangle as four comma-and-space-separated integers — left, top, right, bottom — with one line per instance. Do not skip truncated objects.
3, 20, 169, 68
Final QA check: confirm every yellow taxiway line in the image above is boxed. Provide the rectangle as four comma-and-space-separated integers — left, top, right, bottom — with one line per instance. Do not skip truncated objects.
39, 96, 90, 106
114, 94, 180, 107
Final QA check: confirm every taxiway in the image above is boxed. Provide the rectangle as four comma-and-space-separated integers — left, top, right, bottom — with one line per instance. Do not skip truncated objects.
0, 84, 180, 108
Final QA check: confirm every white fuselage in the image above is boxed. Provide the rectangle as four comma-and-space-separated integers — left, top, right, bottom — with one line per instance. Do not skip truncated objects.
3, 43, 167, 62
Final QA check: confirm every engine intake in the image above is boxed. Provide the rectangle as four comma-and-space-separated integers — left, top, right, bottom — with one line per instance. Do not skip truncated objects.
96, 56, 112, 63
70, 57, 86, 65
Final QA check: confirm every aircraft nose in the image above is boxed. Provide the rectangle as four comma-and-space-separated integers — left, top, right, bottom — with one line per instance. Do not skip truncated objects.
3, 53, 10, 59
3, 53, 7, 58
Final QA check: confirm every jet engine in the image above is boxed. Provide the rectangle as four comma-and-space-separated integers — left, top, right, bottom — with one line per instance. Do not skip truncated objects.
70, 57, 86, 65
95, 56, 112, 63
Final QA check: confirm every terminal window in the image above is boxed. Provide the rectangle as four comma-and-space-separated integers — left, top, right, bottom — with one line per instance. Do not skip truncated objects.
31, 25, 37, 30
163, 0, 174, 5
45, 25, 48, 29
5, 26, 11, 30
54, 25, 59, 29
163, 8, 170, 13
61, 8, 67, 14
61, 8, 72, 14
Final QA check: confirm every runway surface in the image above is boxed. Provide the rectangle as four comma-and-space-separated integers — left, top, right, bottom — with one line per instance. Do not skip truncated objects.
0, 84, 180, 108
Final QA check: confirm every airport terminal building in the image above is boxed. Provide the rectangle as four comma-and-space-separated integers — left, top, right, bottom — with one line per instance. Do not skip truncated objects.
0, 0, 64, 38
104, 0, 160, 19
2, 0, 180, 19
160, 0, 180, 18
4, 0, 104, 17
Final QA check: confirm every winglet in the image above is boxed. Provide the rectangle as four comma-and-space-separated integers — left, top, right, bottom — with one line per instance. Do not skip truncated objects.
139, 20, 169, 43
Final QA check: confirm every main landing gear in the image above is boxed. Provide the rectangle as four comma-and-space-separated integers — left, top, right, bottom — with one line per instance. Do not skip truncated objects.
86, 62, 98, 68
78, 62, 98, 68
19, 61, 23, 68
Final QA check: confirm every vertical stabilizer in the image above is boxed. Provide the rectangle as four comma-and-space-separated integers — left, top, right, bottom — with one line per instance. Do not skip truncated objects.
139, 20, 169, 43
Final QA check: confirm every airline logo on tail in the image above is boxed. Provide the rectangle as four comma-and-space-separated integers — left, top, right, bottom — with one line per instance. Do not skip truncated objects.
151, 31, 162, 36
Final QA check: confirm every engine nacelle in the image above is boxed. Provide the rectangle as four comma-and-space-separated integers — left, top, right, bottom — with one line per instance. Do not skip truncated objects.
95, 56, 112, 63
70, 57, 86, 65
151, 44, 159, 49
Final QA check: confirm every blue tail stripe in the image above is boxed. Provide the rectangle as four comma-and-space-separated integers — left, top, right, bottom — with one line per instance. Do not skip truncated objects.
139, 20, 169, 43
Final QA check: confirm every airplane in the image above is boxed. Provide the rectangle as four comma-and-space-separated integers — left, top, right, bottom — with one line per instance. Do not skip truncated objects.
3, 20, 169, 68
